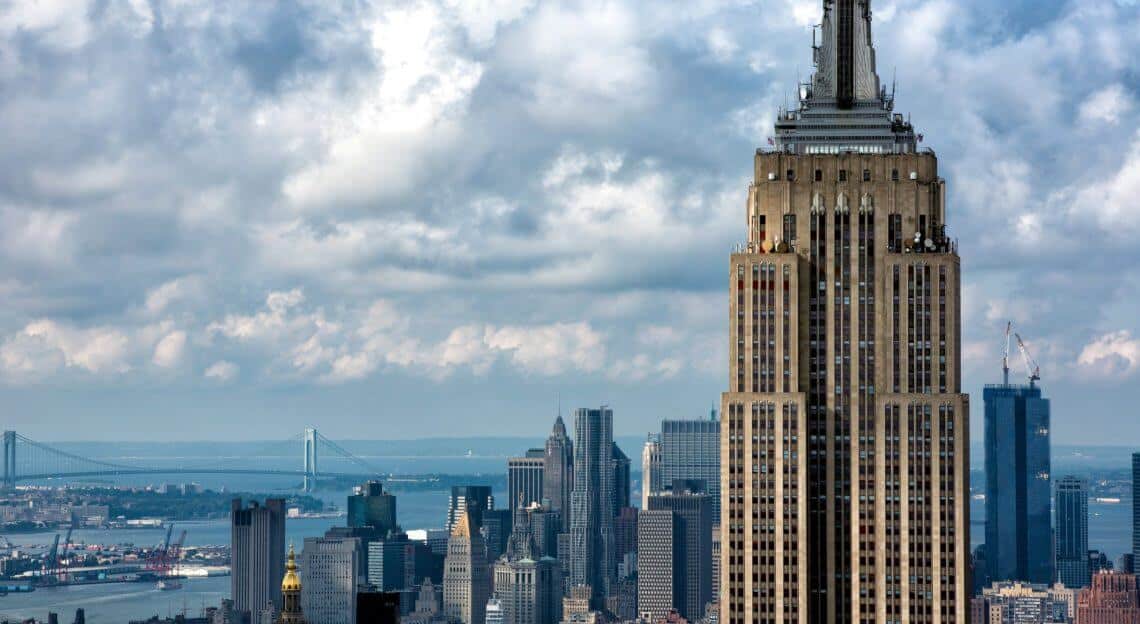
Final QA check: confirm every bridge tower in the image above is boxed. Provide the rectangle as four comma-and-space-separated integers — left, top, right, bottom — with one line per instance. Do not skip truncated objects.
2, 431, 15, 489
303, 427, 318, 492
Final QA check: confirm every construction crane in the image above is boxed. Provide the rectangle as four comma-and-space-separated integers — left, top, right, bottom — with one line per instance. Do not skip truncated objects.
42, 533, 60, 583
167, 529, 187, 577
58, 526, 73, 583
147, 524, 175, 574
1015, 332, 1042, 387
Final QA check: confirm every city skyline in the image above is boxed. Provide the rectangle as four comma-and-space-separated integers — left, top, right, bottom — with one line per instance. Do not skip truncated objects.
1, 1, 1140, 442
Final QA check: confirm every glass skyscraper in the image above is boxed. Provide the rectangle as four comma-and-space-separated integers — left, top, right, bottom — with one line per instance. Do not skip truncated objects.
568, 406, 615, 609
660, 419, 720, 521
984, 382, 1051, 584
1055, 475, 1089, 588
1133, 453, 1140, 565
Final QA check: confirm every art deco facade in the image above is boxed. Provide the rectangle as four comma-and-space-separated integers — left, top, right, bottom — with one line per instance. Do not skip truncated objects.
719, 2, 969, 623
543, 415, 574, 532
444, 511, 491, 624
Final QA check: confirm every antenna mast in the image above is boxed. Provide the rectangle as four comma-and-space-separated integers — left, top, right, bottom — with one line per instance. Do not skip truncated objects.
1002, 322, 1011, 386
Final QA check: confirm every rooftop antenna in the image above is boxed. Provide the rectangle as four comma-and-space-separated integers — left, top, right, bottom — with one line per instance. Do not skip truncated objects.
1001, 322, 1011, 386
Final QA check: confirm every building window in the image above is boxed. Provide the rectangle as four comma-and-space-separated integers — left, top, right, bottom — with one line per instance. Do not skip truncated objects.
787, 169, 795, 181
891, 169, 899, 182
815, 169, 823, 182
783, 214, 797, 244
839, 169, 848, 182
863, 169, 871, 182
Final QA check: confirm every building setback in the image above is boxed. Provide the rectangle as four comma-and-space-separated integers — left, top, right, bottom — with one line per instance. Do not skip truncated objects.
985, 381, 1052, 584
719, 1, 970, 622
1055, 476, 1090, 589
231, 498, 286, 618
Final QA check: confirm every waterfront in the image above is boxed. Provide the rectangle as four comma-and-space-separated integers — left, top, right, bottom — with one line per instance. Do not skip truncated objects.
0, 575, 229, 622
0, 488, 504, 622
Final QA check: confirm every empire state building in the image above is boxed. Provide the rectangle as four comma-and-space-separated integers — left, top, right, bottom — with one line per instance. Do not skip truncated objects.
719, 2, 969, 624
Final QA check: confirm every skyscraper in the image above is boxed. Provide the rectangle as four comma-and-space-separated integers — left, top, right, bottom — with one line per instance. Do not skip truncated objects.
347, 481, 398, 535
637, 510, 681, 622
492, 505, 562, 624
612, 443, 631, 517
1056, 476, 1090, 589
641, 435, 662, 509
985, 380, 1051, 584
568, 407, 615, 609
508, 450, 546, 512
543, 416, 574, 532
1077, 571, 1140, 624
1133, 453, 1139, 565
447, 486, 494, 535
443, 512, 491, 624
719, 2, 970, 622
660, 419, 720, 521
232, 498, 286, 618
299, 535, 362, 624
648, 481, 713, 622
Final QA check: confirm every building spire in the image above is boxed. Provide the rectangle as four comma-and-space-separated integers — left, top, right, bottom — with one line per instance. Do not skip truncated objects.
774, 0, 917, 155
812, 0, 881, 107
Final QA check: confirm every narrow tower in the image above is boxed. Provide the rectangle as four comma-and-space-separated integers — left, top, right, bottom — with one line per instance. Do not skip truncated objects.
279, 544, 306, 624
720, 2, 970, 623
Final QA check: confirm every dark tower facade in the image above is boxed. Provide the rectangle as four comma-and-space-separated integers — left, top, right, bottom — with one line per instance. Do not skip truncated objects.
983, 382, 1051, 584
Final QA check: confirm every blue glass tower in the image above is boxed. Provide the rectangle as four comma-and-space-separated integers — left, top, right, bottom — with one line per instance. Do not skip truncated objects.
984, 380, 1051, 584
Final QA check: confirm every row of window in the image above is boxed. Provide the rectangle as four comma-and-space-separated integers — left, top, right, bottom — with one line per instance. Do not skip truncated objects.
782, 168, 906, 183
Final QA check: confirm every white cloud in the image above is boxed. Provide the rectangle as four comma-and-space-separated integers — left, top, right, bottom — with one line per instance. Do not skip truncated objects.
0, 207, 78, 268
208, 289, 306, 341
485, 322, 604, 376
281, 3, 483, 209
152, 330, 187, 368
1077, 330, 1140, 377
0, 320, 131, 379
204, 360, 239, 382
706, 27, 738, 62
144, 276, 204, 316
1079, 83, 1133, 125
497, 2, 655, 125
443, 0, 535, 47
1064, 131, 1140, 234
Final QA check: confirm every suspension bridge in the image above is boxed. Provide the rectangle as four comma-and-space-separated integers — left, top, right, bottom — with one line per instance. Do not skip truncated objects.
1, 428, 381, 492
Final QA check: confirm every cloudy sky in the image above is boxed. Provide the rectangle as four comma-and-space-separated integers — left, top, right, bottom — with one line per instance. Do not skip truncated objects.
1, 0, 1139, 443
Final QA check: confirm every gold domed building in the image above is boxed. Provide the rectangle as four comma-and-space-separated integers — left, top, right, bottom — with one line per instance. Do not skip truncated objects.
278, 544, 306, 624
